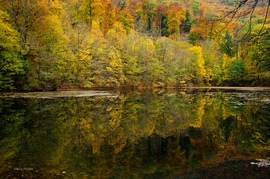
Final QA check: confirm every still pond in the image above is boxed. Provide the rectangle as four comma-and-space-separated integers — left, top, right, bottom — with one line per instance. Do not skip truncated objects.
0, 88, 270, 178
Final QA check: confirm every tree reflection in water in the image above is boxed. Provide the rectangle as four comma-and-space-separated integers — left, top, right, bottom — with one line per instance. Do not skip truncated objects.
0, 89, 270, 178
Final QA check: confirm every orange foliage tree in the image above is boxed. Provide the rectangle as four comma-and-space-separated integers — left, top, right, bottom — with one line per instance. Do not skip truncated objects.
167, 3, 186, 40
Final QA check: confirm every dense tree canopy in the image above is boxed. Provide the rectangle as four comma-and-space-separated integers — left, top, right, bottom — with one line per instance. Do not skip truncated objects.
0, 9, 25, 90
0, 0, 269, 91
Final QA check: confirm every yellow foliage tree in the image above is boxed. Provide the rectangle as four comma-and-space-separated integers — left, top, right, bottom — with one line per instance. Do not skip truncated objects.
188, 46, 206, 84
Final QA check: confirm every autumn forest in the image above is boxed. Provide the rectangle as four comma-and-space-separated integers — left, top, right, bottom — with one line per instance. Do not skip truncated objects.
0, 0, 270, 91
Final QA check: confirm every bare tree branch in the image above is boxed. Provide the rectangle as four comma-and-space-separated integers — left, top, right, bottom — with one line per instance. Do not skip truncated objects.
258, 0, 270, 34
217, 0, 269, 42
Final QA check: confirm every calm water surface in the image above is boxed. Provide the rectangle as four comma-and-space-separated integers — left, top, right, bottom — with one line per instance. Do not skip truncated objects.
1, 88, 270, 178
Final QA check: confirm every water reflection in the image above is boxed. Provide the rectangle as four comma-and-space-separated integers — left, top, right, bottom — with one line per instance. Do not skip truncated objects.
0, 89, 270, 178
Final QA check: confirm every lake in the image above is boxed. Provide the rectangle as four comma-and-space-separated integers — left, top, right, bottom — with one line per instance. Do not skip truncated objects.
1, 88, 270, 178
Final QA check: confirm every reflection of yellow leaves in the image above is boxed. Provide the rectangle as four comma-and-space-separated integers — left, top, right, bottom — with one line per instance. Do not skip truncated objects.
191, 96, 206, 128
113, 137, 127, 154
109, 118, 118, 129
251, 132, 270, 151
146, 121, 155, 135
69, 108, 76, 115
106, 106, 113, 111
79, 118, 91, 132
92, 139, 101, 154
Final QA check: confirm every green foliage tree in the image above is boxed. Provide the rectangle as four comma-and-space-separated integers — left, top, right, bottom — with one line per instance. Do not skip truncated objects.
154, 38, 191, 87
73, 33, 93, 88
181, 10, 192, 33
25, 13, 72, 90
191, 0, 200, 15
117, 9, 134, 33
188, 31, 199, 45
88, 20, 108, 87
227, 59, 246, 84
0, 10, 24, 91
220, 31, 235, 58
247, 24, 270, 72
154, 37, 174, 86
136, 34, 156, 86
214, 54, 235, 85
136, 0, 156, 32
81, 0, 104, 29
122, 31, 143, 88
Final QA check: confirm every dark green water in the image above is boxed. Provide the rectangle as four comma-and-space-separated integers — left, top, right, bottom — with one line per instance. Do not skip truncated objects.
1, 88, 270, 178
